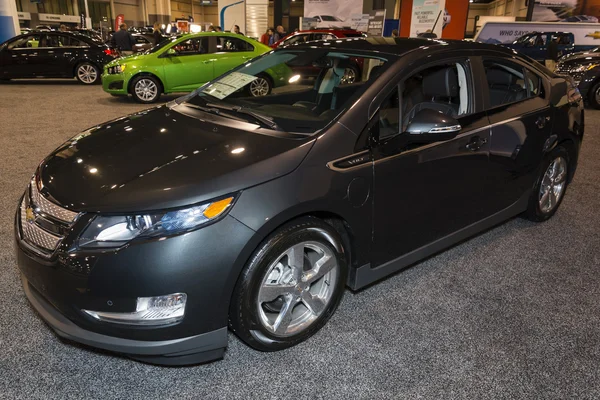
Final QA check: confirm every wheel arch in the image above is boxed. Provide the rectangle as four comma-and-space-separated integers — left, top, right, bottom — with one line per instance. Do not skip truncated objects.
127, 72, 165, 94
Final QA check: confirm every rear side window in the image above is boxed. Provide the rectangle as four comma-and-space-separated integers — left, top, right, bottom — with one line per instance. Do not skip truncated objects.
58, 35, 85, 47
283, 34, 310, 45
483, 59, 543, 108
173, 37, 209, 55
216, 37, 253, 52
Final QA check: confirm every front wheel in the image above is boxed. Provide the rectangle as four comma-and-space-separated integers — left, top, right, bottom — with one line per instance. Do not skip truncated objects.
75, 62, 100, 85
246, 74, 272, 97
589, 81, 600, 109
229, 217, 347, 351
130, 76, 161, 103
525, 146, 569, 222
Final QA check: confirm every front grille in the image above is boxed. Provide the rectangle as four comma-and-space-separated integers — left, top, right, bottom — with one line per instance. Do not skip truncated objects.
19, 180, 80, 258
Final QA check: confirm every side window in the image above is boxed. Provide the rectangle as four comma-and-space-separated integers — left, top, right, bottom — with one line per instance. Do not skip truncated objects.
553, 33, 571, 45
313, 33, 336, 41
216, 37, 253, 52
484, 59, 537, 108
8, 35, 41, 49
40, 35, 62, 48
401, 61, 471, 131
173, 38, 209, 55
58, 35, 85, 47
378, 88, 400, 139
524, 68, 543, 97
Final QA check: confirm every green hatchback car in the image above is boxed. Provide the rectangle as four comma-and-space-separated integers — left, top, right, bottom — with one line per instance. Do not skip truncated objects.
102, 32, 287, 103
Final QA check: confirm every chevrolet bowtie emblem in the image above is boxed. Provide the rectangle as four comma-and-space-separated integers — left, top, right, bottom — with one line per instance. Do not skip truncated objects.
25, 207, 36, 224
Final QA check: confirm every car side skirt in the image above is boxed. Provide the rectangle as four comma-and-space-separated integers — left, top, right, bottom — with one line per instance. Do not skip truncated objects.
348, 190, 531, 290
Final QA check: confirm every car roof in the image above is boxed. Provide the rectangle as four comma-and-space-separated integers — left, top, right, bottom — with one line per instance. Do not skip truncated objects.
293, 29, 362, 34
284, 37, 518, 57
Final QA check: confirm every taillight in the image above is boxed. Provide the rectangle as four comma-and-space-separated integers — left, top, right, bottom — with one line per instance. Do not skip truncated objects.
104, 48, 118, 57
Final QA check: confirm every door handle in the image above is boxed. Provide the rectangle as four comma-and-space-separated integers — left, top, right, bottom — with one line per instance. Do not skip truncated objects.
465, 136, 487, 152
536, 115, 550, 129
202, 60, 213, 64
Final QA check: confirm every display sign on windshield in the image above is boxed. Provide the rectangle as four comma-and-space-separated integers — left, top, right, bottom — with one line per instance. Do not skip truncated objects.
202, 72, 258, 100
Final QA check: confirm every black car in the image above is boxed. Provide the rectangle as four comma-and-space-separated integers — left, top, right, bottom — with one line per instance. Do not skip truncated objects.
0, 31, 117, 84
555, 48, 600, 108
15, 38, 583, 365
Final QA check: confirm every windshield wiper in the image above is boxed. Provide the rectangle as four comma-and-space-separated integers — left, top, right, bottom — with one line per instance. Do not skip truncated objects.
205, 103, 281, 131
185, 103, 248, 123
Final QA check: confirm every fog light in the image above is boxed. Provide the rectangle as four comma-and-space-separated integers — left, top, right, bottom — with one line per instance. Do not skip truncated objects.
83, 293, 187, 326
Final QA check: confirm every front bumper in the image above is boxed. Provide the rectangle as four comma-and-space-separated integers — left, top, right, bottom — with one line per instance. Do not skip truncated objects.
15, 210, 256, 365
21, 274, 227, 365
102, 72, 128, 95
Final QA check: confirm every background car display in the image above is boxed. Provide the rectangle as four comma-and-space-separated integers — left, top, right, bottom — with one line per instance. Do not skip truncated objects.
555, 47, 600, 108
273, 29, 366, 83
102, 32, 286, 103
15, 38, 583, 366
0, 31, 117, 84
504, 32, 576, 61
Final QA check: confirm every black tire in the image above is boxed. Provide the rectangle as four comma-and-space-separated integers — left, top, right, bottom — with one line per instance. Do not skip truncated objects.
589, 81, 600, 109
524, 146, 570, 222
229, 217, 347, 352
130, 75, 161, 103
246, 74, 272, 97
75, 62, 101, 85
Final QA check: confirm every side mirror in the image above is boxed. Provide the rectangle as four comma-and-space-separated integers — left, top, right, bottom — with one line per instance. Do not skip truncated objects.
166, 48, 177, 56
405, 109, 461, 143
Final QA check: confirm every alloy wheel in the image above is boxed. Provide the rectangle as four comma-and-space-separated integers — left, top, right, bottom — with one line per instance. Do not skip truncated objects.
249, 77, 270, 97
257, 241, 339, 337
134, 78, 158, 102
595, 86, 600, 106
341, 67, 357, 84
77, 64, 97, 84
539, 156, 567, 214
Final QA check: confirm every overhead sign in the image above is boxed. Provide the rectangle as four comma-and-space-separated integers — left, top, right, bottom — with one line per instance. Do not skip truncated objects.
303, 0, 364, 29
367, 10, 386, 36
39, 13, 82, 23
410, 0, 446, 38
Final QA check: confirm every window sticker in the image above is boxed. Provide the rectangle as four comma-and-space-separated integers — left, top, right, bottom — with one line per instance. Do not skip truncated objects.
202, 72, 258, 99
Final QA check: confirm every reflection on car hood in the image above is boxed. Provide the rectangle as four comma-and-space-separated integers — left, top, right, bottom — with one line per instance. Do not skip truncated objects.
39, 106, 314, 213
558, 51, 600, 66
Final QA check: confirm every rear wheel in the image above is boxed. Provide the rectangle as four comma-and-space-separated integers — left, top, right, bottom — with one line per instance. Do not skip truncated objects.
130, 75, 161, 103
525, 146, 569, 222
229, 217, 347, 351
246, 74, 272, 97
75, 62, 100, 85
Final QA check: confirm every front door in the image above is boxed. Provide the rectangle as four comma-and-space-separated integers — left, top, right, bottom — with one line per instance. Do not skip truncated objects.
0, 34, 42, 78
161, 36, 213, 92
371, 59, 493, 266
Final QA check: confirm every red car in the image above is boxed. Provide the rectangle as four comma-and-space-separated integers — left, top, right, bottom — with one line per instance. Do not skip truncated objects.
273, 29, 366, 83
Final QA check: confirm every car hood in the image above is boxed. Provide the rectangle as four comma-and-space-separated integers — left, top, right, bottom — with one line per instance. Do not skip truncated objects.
558, 51, 600, 66
106, 53, 147, 67
38, 104, 314, 213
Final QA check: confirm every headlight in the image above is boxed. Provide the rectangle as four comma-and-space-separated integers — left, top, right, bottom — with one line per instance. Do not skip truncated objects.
108, 64, 126, 74
77, 196, 234, 249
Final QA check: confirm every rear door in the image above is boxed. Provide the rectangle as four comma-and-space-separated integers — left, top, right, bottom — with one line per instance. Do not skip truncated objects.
483, 57, 552, 211
211, 36, 256, 79
161, 36, 213, 92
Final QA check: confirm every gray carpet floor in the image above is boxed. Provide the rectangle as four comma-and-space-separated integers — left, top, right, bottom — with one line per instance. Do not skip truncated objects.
0, 80, 599, 399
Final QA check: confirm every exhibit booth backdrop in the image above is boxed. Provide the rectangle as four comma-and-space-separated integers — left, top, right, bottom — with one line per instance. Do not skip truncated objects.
400, 0, 470, 40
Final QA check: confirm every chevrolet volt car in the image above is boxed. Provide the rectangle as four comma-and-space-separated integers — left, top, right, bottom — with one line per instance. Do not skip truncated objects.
15, 38, 583, 365
102, 32, 287, 103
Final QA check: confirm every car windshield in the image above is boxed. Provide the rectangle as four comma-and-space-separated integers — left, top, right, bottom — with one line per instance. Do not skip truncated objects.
321, 16, 340, 21
182, 48, 389, 134
514, 34, 534, 44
